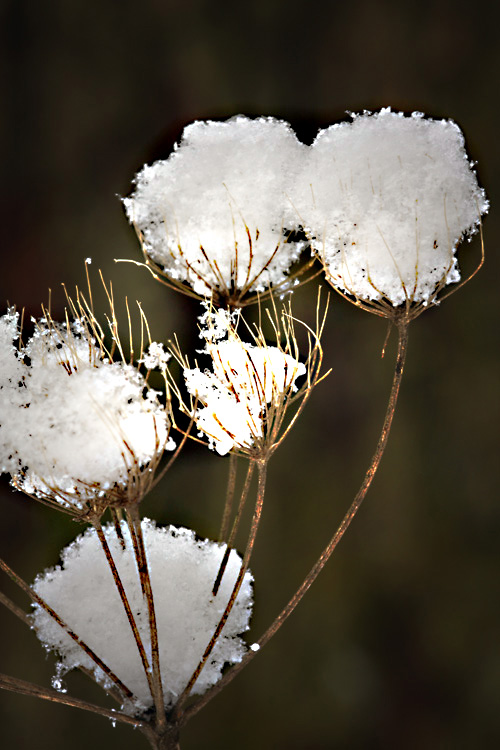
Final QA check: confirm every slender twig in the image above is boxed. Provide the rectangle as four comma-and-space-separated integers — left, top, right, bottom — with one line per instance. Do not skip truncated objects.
92, 518, 155, 701
0, 586, 126, 706
183, 318, 409, 722
0, 556, 133, 699
0, 672, 144, 729
213, 460, 255, 596
0, 590, 31, 625
126, 506, 167, 732
111, 508, 127, 550
175, 459, 268, 720
218, 453, 238, 542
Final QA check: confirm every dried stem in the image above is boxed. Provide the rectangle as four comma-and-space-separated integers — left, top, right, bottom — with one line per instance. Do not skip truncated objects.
92, 518, 155, 701
0, 590, 31, 625
0, 556, 133, 700
0, 584, 126, 707
142, 722, 181, 750
213, 460, 255, 596
218, 453, 238, 542
175, 459, 267, 720
0, 672, 144, 729
126, 505, 167, 732
183, 318, 409, 722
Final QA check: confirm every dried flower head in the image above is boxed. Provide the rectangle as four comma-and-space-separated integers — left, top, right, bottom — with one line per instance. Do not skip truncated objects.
170, 298, 327, 458
292, 109, 488, 318
0, 299, 171, 517
31, 519, 253, 714
123, 116, 307, 307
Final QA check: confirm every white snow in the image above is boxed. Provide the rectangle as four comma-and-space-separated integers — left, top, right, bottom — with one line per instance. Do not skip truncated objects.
184, 340, 306, 455
32, 520, 253, 713
0, 315, 169, 507
291, 109, 488, 305
123, 116, 306, 298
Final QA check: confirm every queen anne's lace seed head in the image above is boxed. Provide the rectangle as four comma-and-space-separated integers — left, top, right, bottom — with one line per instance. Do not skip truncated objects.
291, 109, 488, 311
123, 116, 306, 305
184, 338, 306, 456
0, 312, 170, 513
31, 519, 253, 715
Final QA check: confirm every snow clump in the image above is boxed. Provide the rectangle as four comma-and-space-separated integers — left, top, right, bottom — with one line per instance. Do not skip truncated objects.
184, 340, 306, 455
290, 109, 488, 306
123, 116, 305, 300
0, 314, 169, 507
31, 519, 253, 713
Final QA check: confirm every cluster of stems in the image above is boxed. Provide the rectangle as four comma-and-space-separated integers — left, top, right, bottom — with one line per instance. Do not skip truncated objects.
0, 214, 484, 748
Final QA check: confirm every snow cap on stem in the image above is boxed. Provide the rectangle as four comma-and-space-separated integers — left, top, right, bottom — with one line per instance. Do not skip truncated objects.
172, 298, 326, 458
0, 302, 171, 516
293, 109, 488, 315
31, 519, 253, 714
123, 116, 306, 306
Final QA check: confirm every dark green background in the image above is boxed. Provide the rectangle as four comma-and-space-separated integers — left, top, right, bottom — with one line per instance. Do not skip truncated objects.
1, 1, 499, 748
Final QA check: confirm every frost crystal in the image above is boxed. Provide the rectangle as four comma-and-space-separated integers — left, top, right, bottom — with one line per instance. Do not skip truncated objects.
0, 315, 169, 508
31, 520, 253, 713
292, 109, 488, 306
184, 340, 306, 455
123, 116, 305, 300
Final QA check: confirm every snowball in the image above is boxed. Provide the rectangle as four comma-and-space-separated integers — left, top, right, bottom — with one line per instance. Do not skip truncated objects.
31, 519, 253, 713
292, 109, 488, 306
0, 315, 169, 507
123, 116, 306, 299
184, 340, 306, 455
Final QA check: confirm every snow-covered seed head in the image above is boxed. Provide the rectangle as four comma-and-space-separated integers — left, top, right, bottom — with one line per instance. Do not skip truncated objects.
123, 116, 307, 307
292, 109, 488, 318
31, 520, 253, 714
172, 300, 326, 458
0, 304, 172, 517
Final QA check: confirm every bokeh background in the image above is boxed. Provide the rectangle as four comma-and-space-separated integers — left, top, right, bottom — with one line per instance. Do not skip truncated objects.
1, 1, 499, 748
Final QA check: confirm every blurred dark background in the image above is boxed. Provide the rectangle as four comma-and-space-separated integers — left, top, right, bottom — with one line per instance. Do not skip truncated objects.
1, 1, 499, 748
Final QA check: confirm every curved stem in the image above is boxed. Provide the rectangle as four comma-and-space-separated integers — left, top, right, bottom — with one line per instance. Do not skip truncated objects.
218, 453, 238, 542
0, 556, 133, 700
213, 460, 255, 596
176, 459, 268, 722
126, 506, 167, 733
183, 319, 409, 722
92, 519, 155, 702
0, 672, 143, 729
0, 584, 127, 707
0, 590, 31, 625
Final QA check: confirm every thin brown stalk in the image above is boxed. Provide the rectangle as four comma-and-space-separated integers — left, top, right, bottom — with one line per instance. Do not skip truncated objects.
126, 505, 166, 732
0, 587, 126, 707
142, 721, 181, 750
183, 319, 409, 722
0, 556, 133, 699
0, 590, 31, 625
213, 460, 255, 596
92, 519, 155, 701
111, 508, 127, 550
0, 672, 144, 729
218, 453, 238, 542
175, 459, 267, 719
